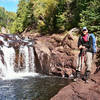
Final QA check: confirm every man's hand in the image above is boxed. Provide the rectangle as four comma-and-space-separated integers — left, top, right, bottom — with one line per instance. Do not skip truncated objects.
79, 45, 87, 53
79, 45, 85, 49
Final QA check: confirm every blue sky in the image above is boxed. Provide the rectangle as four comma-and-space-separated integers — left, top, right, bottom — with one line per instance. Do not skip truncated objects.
0, 0, 19, 12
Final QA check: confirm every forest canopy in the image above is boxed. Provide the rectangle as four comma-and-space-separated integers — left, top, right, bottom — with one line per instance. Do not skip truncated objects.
0, 0, 100, 45
10, 0, 100, 34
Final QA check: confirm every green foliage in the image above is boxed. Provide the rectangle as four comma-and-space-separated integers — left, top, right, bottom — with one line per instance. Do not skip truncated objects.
0, 6, 16, 33
53, 0, 73, 32
10, 0, 100, 45
7, 12, 16, 32
0, 7, 7, 27
97, 38, 100, 47
0, 25, 1, 31
71, 0, 90, 27
79, 0, 100, 32
0, 0, 99, 46
12, 0, 75, 33
23, 0, 35, 27
32, 0, 58, 32
11, 0, 28, 33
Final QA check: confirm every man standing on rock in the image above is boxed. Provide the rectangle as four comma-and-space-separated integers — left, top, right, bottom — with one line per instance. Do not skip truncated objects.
74, 27, 95, 82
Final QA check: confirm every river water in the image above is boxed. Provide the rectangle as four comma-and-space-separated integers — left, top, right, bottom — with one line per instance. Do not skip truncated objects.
0, 34, 71, 100
0, 75, 71, 100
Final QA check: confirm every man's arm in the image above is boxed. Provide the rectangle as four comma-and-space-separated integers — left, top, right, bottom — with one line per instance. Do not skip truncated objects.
78, 36, 85, 50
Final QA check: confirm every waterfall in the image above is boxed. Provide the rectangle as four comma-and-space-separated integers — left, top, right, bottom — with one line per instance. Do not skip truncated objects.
1, 46, 16, 79
18, 45, 35, 72
0, 34, 38, 80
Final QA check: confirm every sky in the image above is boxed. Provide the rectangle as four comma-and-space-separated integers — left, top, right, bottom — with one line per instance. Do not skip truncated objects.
0, 0, 19, 12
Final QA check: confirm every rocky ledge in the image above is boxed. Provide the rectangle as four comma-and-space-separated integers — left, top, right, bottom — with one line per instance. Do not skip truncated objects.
51, 71, 100, 100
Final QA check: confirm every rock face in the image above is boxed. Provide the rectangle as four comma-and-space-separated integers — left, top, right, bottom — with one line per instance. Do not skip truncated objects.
34, 38, 51, 74
32, 33, 79, 76
22, 31, 97, 77
51, 71, 100, 100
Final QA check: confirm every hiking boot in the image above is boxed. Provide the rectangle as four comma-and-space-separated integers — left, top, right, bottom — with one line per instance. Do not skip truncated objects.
73, 70, 81, 82
76, 70, 81, 78
83, 71, 91, 81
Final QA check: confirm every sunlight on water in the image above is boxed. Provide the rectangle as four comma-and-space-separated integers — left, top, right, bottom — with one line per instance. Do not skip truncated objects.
3, 72, 38, 80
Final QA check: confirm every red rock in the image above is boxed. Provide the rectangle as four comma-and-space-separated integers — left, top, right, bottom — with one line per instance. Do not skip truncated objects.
51, 71, 100, 100
22, 32, 98, 77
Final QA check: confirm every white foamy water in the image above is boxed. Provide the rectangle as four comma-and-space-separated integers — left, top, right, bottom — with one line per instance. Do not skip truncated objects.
18, 45, 30, 72
0, 55, 6, 78
0, 42, 38, 80
18, 45, 35, 72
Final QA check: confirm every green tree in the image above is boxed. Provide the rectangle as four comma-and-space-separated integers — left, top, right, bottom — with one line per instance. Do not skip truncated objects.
0, 7, 16, 33
12, 0, 75, 33
6, 12, 16, 32
79, 0, 100, 32
53, 0, 73, 32
0, 7, 7, 27
12, 0, 28, 33
71, 0, 91, 27
32, 0, 58, 33
24, 0, 35, 27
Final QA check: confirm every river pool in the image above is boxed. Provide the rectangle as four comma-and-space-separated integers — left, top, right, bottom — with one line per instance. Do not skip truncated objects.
0, 75, 71, 100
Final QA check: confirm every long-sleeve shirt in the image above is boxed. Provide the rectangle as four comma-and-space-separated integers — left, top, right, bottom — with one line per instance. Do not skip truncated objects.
78, 33, 93, 53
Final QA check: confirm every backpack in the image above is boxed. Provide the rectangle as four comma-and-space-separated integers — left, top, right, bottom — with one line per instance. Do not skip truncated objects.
89, 33, 97, 53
